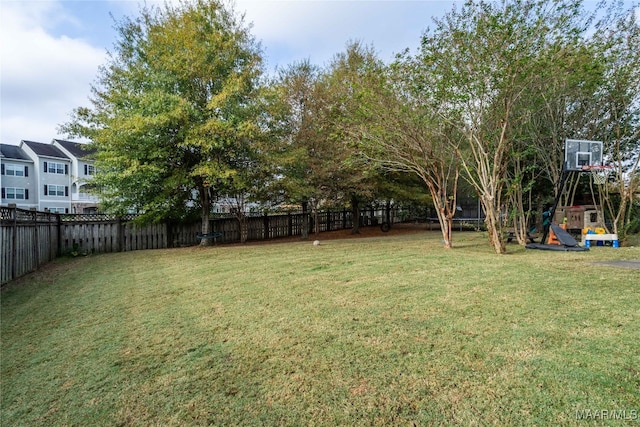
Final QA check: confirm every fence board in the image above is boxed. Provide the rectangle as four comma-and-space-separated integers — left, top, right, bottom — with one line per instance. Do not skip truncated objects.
0, 208, 59, 284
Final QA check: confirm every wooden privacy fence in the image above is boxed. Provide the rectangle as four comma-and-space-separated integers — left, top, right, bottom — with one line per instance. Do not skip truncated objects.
1, 208, 201, 285
207, 206, 399, 244
1, 206, 401, 285
1, 208, 59, 286
59, 214, 173, 254
207, 209, 381, 243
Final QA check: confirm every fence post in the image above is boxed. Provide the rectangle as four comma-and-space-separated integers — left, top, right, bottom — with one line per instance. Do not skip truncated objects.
263, 213, 269, 240
56, 213, 62, 256
11, 205, 17, 282
30, 208, 39, 268
116, 217, 123, 252
48, 211, 55, 261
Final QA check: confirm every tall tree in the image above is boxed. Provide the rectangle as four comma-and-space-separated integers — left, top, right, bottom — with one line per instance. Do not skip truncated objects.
350, 51, 462, 248
323, 42, 388, 234
505, 30, 603, 243
61, 0, 264, 245
418, 0, 589, 253
268, 44, 386, 236
266, 60, 337, 238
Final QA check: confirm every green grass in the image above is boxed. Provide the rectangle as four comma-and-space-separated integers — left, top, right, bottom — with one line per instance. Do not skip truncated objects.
2, 231, 639, 426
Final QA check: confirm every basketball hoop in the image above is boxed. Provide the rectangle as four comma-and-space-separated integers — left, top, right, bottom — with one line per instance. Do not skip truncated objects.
565, 139, 603, 171
581, 165, 613, 185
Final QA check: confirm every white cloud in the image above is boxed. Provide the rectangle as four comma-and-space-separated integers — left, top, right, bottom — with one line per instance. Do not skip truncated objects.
0, 0, 452, 147
0, 2, 106, 144
236, 0, 452, 70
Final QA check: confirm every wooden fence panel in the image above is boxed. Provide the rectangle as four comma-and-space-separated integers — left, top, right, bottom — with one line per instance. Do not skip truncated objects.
37, 222, 56, 266
289, 213, 305, 236
212, 218, 240, 243
1, 208, 59, 284
1, 225, 13, 284
247, 217, 263, 241
15, 225, 34, 279
270, 214, 290, 239
170, 222, 200, 247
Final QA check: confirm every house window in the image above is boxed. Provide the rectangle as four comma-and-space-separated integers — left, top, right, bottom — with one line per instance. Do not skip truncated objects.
47, 207, 67, 214
44, 161, 67, 174
45, 184, 67, 197
84, 164, 95, 176
2, 164, 27, 177
2, 187, 28, 200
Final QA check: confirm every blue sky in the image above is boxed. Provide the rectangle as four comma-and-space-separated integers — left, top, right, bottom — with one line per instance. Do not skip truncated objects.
0, 0, 636, 145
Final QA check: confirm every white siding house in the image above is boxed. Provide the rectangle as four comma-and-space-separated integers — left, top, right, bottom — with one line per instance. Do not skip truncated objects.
1, 140, 99, 213
0, 144, 37, 209
20, 140, 72, 213
53, 139, 99, 213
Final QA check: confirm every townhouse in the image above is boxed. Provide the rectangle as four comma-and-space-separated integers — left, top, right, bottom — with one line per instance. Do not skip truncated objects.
0, 144, 37, 210
0, 139, 98, 213
53, 139, 98, 214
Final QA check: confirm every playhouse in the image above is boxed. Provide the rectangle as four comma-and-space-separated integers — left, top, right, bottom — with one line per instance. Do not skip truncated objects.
553, 205, 602, 232
553, 204, 618, 248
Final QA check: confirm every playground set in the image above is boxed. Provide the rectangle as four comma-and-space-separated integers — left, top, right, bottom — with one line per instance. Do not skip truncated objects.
526, 139, 618, 251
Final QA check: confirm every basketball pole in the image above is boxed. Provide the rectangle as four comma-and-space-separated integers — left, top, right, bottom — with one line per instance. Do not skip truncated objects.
542, 162, 570, 244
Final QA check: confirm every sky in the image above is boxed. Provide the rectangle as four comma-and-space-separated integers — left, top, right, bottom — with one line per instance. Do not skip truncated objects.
0, 0, 636, 146
1, 0, 460, 145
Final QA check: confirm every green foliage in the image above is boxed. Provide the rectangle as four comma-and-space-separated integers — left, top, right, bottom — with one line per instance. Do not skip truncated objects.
323, 42, 393, 211
265, 44, 394, 221
61, 0, 264, 225
264, 60, 327, 206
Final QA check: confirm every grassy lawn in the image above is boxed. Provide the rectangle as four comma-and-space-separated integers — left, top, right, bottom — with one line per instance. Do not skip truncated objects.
1, 230, 639, 426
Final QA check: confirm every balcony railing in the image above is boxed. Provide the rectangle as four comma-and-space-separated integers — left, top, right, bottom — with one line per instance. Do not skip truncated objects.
71, 192, 99, 202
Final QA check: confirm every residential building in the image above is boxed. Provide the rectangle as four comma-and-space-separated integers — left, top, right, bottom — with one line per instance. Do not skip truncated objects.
0, 144, 37, 210
1, 140, 98, 213
53, 139, 98, 214
20, 140, 73, 213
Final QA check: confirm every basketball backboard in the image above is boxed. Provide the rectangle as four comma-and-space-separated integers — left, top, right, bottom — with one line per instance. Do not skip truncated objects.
564, 139, 603, 171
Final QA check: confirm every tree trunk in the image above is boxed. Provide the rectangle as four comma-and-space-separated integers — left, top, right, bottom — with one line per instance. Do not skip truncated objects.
481, 195, 506, 254
199, 185, 214, 247
237, 212, 248, 243
508, 188, 530, 246
351, 195, 360, 234
431, 196, 454, 249
301, 200, 309, 240
385, 200, 391, 225
313, 209, 320, 236
424, 176, 457, 249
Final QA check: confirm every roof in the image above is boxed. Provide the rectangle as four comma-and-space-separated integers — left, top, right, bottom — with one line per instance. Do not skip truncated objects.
0, 144, 32, 161
21, 140, 69, 160
53, 139, 96, 158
